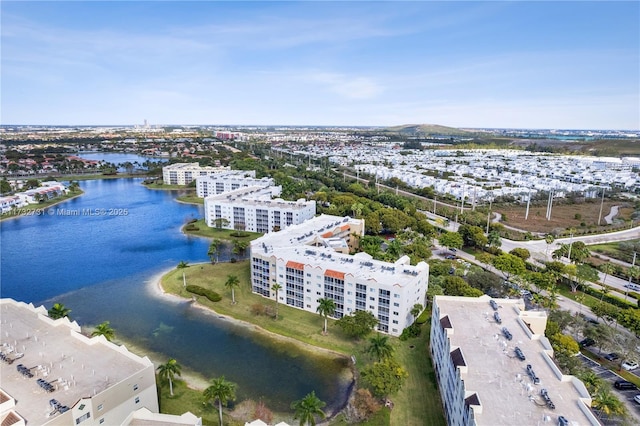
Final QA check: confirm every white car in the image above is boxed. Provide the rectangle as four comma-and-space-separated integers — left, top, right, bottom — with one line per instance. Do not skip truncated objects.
622, 361, 639, 371
634, 394, 640, 404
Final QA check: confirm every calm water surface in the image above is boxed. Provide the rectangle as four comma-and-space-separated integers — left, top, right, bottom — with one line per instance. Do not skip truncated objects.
0, 177, 350, 413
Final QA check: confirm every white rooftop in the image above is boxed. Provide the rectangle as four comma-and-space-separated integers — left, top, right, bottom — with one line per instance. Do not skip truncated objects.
435, 296, 596, 426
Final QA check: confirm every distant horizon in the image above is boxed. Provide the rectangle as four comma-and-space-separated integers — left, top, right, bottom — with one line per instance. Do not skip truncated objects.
1, 123, 639, 132
2, 2, 638, 130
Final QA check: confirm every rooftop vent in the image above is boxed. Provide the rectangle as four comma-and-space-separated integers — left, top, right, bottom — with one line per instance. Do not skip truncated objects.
540, 388, 555, 409
494, 312, 502, 324
526, 364, 540, 385
489, 300, 498, 311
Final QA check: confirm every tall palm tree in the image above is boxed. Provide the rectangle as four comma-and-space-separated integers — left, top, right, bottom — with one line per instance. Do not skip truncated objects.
225, 275, 240, 304
48, 303, 71, 320
291, 391, 326, 426
208, 239, 222, 264
271, 283, 282, 319
203, 376, 237, 426
157, 358, 182, 396
544, 234, 555, 261
316, 298, 336, 335
91, 321, 115, 341
600, 263, 615, 286
366, 334, 394, 361
177, 261, 189, 269
410, 303, 423, 323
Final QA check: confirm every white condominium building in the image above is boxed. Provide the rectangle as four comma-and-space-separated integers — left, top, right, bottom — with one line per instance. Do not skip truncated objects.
0, 298, 201, 426
196, 171, 276, 198
162, 163, 230, 185
250, 214, 429, 336
204, 186, 314, 233
430, 295, 598, 426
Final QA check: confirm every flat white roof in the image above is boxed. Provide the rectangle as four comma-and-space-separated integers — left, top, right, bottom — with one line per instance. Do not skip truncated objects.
0, 299, 152, 423
434, 296, 595, 426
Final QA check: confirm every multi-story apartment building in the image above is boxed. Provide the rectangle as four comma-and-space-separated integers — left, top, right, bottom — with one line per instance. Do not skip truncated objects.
196, 171, 277, 198
250, 214, 429, 336
162, 163, 229, 185
204, 186, 314, 233
430, 295, 598, 426
0, 299, 200, 426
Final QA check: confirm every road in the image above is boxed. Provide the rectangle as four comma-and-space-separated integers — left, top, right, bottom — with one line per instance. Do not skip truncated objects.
423, 209, 640, 302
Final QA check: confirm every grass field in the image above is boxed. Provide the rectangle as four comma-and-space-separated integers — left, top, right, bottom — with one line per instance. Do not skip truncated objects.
181, 219, 262, 241
495, 200, 636, 234
159, 261, 446, 425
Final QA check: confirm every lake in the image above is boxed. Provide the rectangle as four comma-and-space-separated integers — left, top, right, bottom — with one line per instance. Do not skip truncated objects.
0, 175, 351, 415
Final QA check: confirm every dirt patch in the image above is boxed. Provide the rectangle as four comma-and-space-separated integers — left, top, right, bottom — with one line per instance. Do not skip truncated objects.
495, 200, 636, 234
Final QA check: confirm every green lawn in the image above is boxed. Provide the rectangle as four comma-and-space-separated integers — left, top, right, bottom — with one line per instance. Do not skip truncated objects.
160, 262, 446, 425
392, 322, 446, 426
588, 240, 640, 264
181, 219, 263, 241
143, 181, 194, 190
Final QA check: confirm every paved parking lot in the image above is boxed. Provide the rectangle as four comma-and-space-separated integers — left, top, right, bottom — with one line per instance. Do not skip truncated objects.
577, 353, 640, 425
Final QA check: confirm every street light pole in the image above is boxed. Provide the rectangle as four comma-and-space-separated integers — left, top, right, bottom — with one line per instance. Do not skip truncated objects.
567, 232, 574, 263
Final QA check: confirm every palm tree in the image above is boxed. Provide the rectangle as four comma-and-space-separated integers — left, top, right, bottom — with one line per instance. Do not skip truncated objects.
271, 283, 282, 319
410, 303, 423, 323
225, 275, 240, 304
544, 234, 555, 261
91, 321, 115, 341
208, 239, 222, 264
592, 387, 625, 418
291, 391, 326, 426
203, 376, 237, 426
600, 263, 615, 286
177, 261, 189, 269
48, 303, 71, 320
316, 298, 336, 335
366, 334, 394, 361
157, 358, 182, 396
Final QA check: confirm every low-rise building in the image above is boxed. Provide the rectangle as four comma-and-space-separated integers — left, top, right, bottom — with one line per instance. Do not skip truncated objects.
250, 214, 428, 336
204, 186, 314, 233
430, 295, 598, 426
0, 299, 200, 426
196, 171, 276, 198
162, 163, 229, 185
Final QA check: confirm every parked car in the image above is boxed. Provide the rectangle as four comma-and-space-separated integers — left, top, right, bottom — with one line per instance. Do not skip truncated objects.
579, 338, 595, 347
445, 255, 456, 260
634, 394, 640, 404
614, 380, 637, 390
605, 352, 620, 361
622, 361, 639, 371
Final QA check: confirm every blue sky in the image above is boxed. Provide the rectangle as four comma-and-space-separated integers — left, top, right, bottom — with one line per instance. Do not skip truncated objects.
2, 1, 639, 129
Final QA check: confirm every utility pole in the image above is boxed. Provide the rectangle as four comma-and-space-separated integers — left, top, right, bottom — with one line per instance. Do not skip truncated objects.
525, 188, 531, 220
486, 198, 493, 235
597, 187, 605, 226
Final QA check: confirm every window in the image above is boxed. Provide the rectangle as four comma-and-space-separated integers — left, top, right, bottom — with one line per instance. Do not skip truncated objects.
369, 305, 375, 309
99, 419, 105, 424
135, 397, 140, 404
394, 302, 400, 307
98, 404, 103, 411
370, 297, 375, 301
393, 320, 398, 324
133, 384, 139, 391
75, 413, 91, 424
394, 293, 400, 298
393, 311, 399, 315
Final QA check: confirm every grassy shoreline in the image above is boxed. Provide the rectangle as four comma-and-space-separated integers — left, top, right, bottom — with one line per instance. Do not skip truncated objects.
157, 261, 446, 425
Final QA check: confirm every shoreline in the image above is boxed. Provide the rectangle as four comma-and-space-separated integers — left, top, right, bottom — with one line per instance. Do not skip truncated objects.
147, 264, 356, 416
0, 191, 84, 222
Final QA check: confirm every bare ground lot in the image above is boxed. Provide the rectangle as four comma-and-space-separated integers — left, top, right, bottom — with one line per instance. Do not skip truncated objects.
495, 200, 636, 235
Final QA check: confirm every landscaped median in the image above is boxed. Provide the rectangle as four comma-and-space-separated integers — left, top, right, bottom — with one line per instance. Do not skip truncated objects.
159, 261, 445, 425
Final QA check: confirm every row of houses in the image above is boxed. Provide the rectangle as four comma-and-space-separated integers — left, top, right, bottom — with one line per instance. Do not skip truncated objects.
0, 181, 68, 214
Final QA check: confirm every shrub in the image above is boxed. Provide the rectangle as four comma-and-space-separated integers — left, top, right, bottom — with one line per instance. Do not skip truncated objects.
399, 323, 422, 341
185, 285, 221, 302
